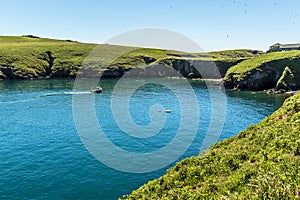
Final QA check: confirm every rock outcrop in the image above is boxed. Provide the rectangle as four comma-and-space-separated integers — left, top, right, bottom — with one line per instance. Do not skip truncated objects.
118, 58, 244, 79
223, 54, 300, 91
1, 66, 15, 79
48, 57, 243, 79
157, 58, 233, 79
224, 63, 281, 90
0, 36, 259, 80
275, 66, 298, 91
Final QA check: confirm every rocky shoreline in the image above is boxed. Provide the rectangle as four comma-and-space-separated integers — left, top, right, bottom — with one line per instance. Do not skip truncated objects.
0, 57, 243, 80
223, 51, 300, 93
1, 36, 300, 93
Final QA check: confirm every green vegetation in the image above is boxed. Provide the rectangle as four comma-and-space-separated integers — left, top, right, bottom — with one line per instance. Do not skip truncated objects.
208, 49, 263, 60
0, 36, 96, 78
107, 48, 187, 69
226, 51, 300, 75
223, 51, 300, 90
191, 49, 263, 62
0, 36, 181, 79
0, 36, 261, 79
276, 66, 297, 90
124, 93, 300, 199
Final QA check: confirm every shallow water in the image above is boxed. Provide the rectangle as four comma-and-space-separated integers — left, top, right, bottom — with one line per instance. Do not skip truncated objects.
0, 79, 286, 199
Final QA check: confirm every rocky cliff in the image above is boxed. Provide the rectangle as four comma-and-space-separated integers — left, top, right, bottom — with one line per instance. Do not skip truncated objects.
0, 52, 244, 80
223, 51, 300, 92
100, 57, 244, 79
0, 36, 260, 80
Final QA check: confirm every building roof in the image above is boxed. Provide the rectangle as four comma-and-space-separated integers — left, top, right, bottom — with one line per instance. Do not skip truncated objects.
271, 43, 281, 46
279, 43, 300, 49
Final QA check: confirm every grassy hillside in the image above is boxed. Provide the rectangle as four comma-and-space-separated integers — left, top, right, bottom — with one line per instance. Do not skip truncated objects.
195, 49, 264, 61
0, 36, 96, 78
223, 51, 300, 91
0, 36, 261, 79
0, 35, 185, 79
124, 93, 300, 199
226, 51, 300, 75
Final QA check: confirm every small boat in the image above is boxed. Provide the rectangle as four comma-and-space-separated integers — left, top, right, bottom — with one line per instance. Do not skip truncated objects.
165, 110, 171, 113
91, 86, 102, 93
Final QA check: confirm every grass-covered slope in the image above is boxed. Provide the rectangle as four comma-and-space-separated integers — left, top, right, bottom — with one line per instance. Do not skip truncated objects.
223, 51, 300, 91
124, 93, 300, 199
200, 49, 263, 61
0, 36, 186, 79
0, 36, 96, 78
0, 36, 261, 79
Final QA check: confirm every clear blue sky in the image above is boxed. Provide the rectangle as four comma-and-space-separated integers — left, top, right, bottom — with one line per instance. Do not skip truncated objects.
1, 0, 300, 52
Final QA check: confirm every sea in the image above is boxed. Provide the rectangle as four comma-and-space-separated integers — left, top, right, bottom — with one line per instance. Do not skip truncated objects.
0, 78, 286, 199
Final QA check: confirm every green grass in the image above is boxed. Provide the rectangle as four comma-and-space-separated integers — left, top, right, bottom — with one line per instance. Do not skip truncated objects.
0, 36, 97, 78
226, 50, 300, 75
0, 36, 262, 79
0, 36, 189, 78
124, 93, 300, 199
110, 48, 187, 69
223, 51, 300, 90
194, 49, 264, 61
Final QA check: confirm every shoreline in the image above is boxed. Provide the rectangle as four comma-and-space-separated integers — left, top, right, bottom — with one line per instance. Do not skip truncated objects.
2, 77, 293, 94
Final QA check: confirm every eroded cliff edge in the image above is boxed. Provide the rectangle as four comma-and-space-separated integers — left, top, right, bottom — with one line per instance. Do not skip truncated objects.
0, 36, 260, 80
223, 51, 300, 92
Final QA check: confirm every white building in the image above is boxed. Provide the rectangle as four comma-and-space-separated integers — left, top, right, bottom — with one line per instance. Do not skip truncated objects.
268, 43, 300, 52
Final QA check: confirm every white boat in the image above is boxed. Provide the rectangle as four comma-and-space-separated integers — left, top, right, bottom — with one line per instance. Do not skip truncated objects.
91, 86, 102, 93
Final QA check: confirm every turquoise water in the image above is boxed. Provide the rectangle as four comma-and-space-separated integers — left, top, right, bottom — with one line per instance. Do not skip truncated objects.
0, 79, 286, 199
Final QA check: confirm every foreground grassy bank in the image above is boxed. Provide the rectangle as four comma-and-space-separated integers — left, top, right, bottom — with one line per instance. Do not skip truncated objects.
124, 93, 300, 199
0, 36, 261, 79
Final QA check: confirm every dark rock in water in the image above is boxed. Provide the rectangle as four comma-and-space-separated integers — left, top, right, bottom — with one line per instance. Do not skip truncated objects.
264, 89, 275, 94
275, 89, 286, 94
52, 68, 71, 78
264, 88, 286, 94
0, 71, 6, 79
22, 73, 34, 80
0, 66, 37, 80
1, 66, 15, 79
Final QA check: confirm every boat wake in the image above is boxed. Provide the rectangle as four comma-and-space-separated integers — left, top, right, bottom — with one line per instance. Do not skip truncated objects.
0, 91, 95, 105
42, 91, 92, 97
0, 97, 39, 105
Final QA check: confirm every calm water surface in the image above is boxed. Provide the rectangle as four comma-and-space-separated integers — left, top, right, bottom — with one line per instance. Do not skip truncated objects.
0, 79, 286, 199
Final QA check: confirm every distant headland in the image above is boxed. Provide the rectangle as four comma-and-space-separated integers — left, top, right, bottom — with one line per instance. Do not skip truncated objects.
1, 35, 300, 93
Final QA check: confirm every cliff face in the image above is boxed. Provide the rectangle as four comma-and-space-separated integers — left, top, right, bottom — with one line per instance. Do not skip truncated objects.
223, 51, 300, 91
124, 93, 300, 199
3, 37, 299, 93
0, 36, 260, 80
105, 58, 244, 79
155, 58, 244, 79
224, 61, 282, 90
0, 54, 242, 80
